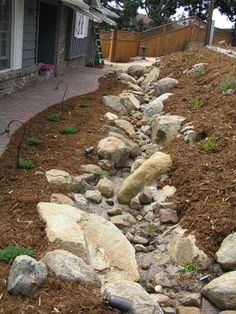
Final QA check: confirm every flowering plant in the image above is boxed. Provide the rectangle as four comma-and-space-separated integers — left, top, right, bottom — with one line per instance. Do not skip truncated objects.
39, 63, 54, 72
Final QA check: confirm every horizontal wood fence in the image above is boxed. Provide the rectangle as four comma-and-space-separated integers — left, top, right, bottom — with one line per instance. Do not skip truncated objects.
100, 16, 232, 62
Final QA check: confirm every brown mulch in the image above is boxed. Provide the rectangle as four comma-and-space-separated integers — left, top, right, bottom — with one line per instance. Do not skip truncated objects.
159, 48, 236, 258
0, 74, 123, 313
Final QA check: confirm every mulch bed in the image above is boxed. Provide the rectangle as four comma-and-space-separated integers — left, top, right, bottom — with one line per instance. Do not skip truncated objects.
0, 74, 123, 313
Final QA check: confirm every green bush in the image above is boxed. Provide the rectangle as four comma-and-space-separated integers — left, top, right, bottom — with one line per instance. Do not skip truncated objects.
17, 159, 37, 170
47, 113, 61, 122
202, 137, 218, 152
60, 126, 78, 134
189, 96, 203, 110
183, 261, 198, 272
80, 103, 90, 109
0, 245, 36, 263
218, 77, 236, 93
96, 169, 108, 178
194, 67, 206, 78
198, 54, 205, 61
26, 137, 42, 146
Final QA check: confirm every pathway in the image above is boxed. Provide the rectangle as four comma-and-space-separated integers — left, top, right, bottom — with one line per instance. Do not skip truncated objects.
0, 66, 103, 156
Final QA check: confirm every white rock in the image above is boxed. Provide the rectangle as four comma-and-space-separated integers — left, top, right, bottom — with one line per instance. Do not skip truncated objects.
85, 190, 102, 204
144, 93, 172, 118
118, 72, 137, 84
216, 232, 236, 270
73, 193, 89, 210
46, 169, 72, 185
186, 63, 207, 75
104, 112, 118, 121
142, 67, 160, 86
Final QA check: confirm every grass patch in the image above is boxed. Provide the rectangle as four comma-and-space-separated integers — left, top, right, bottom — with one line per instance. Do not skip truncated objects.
189, 96, 203, 110
207, 170, 218, 177
202, 137, 218, 152
80, 103, 90, 109
183, 261, 198, 272
96, 169, 108, 178
218, 77, 236, 93
60, 126, 78, 134
146, 225, 157, 237
47, 113, 61, 122
80, 95, 90, 100
0, 245, 36, 263
194, 67, 206, 78
17, 159, 37, 170
198, 54, 205, 61
26, 137, 42, 146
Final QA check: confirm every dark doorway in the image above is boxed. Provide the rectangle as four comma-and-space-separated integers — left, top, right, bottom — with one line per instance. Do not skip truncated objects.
37, 2, 58, 64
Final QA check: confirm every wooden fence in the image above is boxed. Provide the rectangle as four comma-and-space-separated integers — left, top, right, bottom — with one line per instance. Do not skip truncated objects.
100, 16, 232, 62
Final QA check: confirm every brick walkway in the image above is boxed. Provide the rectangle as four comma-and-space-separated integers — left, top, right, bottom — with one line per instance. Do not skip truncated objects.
0, 66, 103, 156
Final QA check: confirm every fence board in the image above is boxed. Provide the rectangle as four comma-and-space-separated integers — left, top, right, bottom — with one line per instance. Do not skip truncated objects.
100, 31, 111, 58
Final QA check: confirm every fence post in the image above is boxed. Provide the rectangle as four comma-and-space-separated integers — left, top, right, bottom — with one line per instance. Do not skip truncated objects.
109, 29, 117, 62
136, 32, 141, 56
160, 25, 166, 56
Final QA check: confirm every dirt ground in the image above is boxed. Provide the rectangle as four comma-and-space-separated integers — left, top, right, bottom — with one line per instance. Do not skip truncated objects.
0, 48, 235, 312
0, 75, 123, 313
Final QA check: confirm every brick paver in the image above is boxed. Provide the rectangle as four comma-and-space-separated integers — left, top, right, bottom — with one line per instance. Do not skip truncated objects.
0, 66, 103, 156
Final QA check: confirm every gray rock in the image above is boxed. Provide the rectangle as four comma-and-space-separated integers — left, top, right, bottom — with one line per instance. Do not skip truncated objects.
41, 249, 101, 287
186, 63, 207, 75
160, 208, 178, 224
127, 65, 149, 78
162, 307, 176, 314
144, 93, 172, 118
80, 164, 101, 175
110, 216, 128, 228
142, 67, 160, 86
135, 244, 149, 253
177, 306, 201, 314
96, 178, 114, 198
50, 193, 74, 206
118, 72, 137, 84
85, 190, 102, 204
202, 271, 236, 310
201, 297, 219, 314
102, 95, 126, 113
179, 293, 201, 307
141, 125, 151, 135
102, 280, 164, 314
127, 82, 143, 92
73, 193, 89, 210
120, 93, 141, 112
107, 207, 123, 216
139, 186, 154, 204
7, 256, 47, 297
133, 236, 149, 245
108, 131, 141, 158
130, 195, 142, 210
150, 294, 173, 307
114, 119, 137, 139
184, 130, 197, 143
155, 78, 179, 96
216, 232, 236, 270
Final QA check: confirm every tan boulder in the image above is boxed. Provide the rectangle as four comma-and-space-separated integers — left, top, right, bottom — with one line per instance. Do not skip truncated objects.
96, 178, 114, 198
114, 119, 137, 139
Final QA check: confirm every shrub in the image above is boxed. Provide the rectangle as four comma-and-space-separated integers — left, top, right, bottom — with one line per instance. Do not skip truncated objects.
194, 67, 206, 78
0, 245, 36, 263
26, 137, 42, 146
80, 103, 90, 109
218, 78, 236, 93
96, 169, 108, 178
202, 137, 218, 152
80, 95, 90, 100
189, 96, 203, 110
60, 126, 78, 134
17, 159, 37, 170
183, 261, 198, 272
47, 113, 61, 122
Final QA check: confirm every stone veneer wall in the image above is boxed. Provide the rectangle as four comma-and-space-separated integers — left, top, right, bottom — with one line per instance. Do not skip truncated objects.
0, 66, 38, 99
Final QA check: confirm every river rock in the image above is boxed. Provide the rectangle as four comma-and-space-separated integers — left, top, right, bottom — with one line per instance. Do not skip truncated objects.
202, 271, 236, 310
7, 256, 47, 297
85, 190, 102, 204
104, 112, 118, 121
139, 186, 154, 204
216, 232, 236, 270
142, 67, 160, 86
118, 72, 137, 84
114, 119, 137, 139
37, 202, 139, 283
179, 292, 201, 307
96, 178, 114, 198
50, 193, 74, 206
117, 152, 172, 204
120, 93, 140, 111
102, 280, 164, 314
152, 115, 185, 145
97, 136, 129, 168
144, 93, 172, 118
80, 164, 101, 175
102, 95, 126, 113
167, 226, 210, 270
42, 249, 101, 287
127, 65, 149, 78
45, 169, 72, 185
155, 78, 179, 96
160, 208, 178, 224
108, 131, 141, 158
73, 193, 89, 210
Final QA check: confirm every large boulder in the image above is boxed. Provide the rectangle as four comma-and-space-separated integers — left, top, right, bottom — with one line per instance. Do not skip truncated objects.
120, 93, 141, 112
42, 249, 101, 287
142, 67, 160, 86
202, 271, 236, 310
167, 226, 210, 270
152, 114, 185, 145
155, 78, 179, 96
37, 202, 139, 283
117, 152, 172, 204
216, 233, 236, 270
144, 93, 172, 118
97, 136, 129, 168
127, 65, 149, 78
114, 119, 137, 139
102, 95, 126, 113
102, 280, 164, 314
7, 256, 47, 297
45, 169, 72, 185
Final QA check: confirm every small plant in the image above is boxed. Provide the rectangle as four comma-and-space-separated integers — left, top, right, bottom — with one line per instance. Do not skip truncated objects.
26, 137, 42, 146
17, 159, 37, 170
198, 54, 205, 61
60, 126, 78, 134
202, 137, 218, 152
194, 67, 206, 78
218, 77, 236, 93
207, 170, 218, 177
183, 261, 198, 272
189, 96, 203, 110
80, 95, 90, 100
47, 113, 61, 122
0, 245, 36, 263
80, 103, 90, 109
96, 169, 108, 178
146, 225, 157, 237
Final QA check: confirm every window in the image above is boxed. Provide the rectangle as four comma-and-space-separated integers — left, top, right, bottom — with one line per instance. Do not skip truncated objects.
0, 0, 11, 70
74, 11, 89, 39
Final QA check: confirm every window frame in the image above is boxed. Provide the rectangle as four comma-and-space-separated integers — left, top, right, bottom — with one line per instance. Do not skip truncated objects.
0, 0, 12, 71
74, 11, 89, 39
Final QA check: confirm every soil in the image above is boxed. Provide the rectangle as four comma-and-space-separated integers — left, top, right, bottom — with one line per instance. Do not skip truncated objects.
0, 48, 235, 312
0, 74, 122, 313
